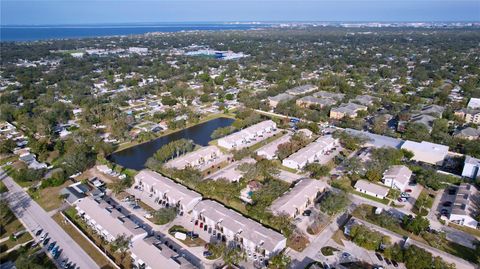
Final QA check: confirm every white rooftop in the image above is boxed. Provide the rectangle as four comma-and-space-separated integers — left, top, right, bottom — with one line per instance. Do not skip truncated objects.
354, 180, 389, 197
135, 170, 202, 205
467, 98, 480, 109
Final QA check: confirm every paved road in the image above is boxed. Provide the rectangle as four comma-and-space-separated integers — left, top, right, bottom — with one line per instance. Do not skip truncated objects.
353, 217, 477, 269
1, 169, 99, 269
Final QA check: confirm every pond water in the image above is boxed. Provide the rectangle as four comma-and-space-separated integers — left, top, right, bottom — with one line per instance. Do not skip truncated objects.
109, 117, 234, 170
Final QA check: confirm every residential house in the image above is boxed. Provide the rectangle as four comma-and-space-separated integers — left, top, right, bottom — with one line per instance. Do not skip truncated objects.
268, 93, 295, 108
270, 179, 327, 218
409, 114, 436, 132
218, 120, 278, 150
354, 180, 389, 199
192, 200, 287, 258
453, 127, 480, 140
286, 84, 318, 96
282, 136, 338, 170
449, 184, 479, 229
165, 146, 233, 172
132, 170, 202, 213
462, 156, 480, 179
419, 104, 444, 118
256, 133, 292, 160
382, 165, 412, 190
400, 140, 449, 165
330, 103, 368, 119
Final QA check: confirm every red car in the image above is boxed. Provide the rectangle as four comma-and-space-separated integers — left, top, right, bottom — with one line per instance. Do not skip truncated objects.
404, 189, 412, 193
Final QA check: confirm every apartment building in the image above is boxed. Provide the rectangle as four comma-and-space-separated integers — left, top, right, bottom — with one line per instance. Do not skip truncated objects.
282, 135, 338, 170
449, 184, 479, 229
382, 165, 412, 190
256, 132, 292, 160
462, 156, 480, 179
131, 238, 196, 269
218, 120, 278, 150
400, 140, 449, 166
75, 197, 147, 242
270, 178, 327, 218
285, 84, 318, 96
296, 96, 330, 108
192, 200, 287, 258
329, 103, 368, 119
312, 91, 345, 101
165, 145, 233, 172
454, 108, 480, 124
132, 170, 202, 213
268, 93, 295, 108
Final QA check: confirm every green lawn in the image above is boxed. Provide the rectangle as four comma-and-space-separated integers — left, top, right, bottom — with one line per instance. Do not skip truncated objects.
30, 180, 71, 212
0, 181, 7, 193
167, 225, 206, 247
412, 189, 434, 216
448, 223, 480, 238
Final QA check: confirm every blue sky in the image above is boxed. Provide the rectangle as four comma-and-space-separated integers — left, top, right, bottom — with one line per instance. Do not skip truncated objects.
1, 0, 479, 25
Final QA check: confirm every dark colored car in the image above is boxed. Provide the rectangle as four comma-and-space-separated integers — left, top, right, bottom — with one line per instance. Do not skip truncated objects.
385, 258, 392, 265
186, 232, 199, 238
35, 229, 43, 236
48, 242, 56, 251
375, 252, 383, 261
54, 249, 62, 259
203, 251, 212, 257
392, 260, 399, 267
43, 238, 50, 246
443, 201, 452, 207
303, 210, 312, 216
408, 181, 417, 186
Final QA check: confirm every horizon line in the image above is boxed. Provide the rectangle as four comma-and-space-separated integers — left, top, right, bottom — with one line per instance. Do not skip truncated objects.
2, 20, 479, 27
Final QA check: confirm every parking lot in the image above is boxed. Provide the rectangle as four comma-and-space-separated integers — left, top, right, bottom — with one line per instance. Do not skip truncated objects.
395, 183, 423, 212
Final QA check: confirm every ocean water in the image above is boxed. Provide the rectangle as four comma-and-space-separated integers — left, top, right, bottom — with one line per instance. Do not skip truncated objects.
0, 23, 270, 42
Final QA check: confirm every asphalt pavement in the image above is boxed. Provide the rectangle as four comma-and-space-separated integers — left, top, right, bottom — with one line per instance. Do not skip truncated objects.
1, 169, 99, 269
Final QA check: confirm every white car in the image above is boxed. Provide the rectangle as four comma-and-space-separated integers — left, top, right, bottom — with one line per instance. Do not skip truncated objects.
144, 213, 153, 219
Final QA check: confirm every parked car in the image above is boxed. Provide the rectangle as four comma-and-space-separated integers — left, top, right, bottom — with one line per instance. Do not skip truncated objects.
203, 251, 212, 257
448, 188, 457, 195
404, 189, 412, 193
42, 238, 50, 246
391, 260, 399, 267
408, 181, 417, 186
54, 249, 62, 259
186, 232, 199, 238
443, 201, 452, 207
400, 192, 410, 198
302, 210, 312, 216
35, 229, 43, 236
385, 258, 392, 265
441, 209, 449, 216
39, 232, 48, 241
48, 242, 56, 251
375, 252, 383, 261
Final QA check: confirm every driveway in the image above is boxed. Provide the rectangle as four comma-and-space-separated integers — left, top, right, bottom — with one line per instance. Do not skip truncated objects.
1, 169, 98, 269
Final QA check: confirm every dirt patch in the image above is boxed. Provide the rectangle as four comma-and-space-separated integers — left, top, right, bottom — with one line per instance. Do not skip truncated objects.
78, 167, 119, 184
